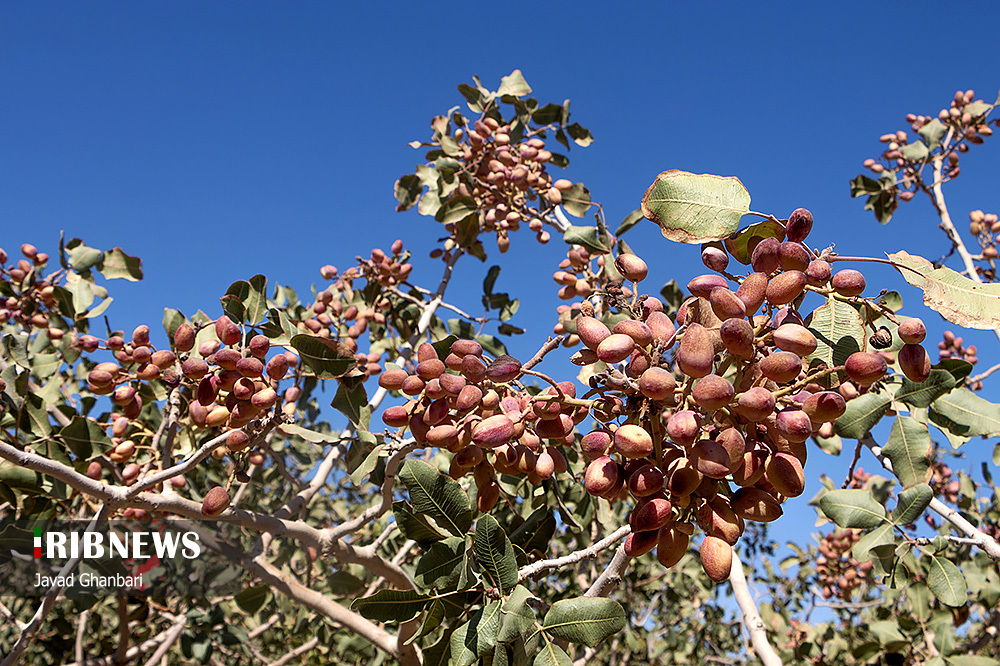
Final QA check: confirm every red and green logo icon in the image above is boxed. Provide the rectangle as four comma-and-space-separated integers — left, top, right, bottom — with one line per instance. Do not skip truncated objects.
34, 526, 42, 558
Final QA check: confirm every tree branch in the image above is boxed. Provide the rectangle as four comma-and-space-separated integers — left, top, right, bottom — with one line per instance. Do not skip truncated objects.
729, 547, 783, 666
584, 544, 631, 598
519, 525, 630, 583
861, 434, 1000, 560
265, 637, 319, 666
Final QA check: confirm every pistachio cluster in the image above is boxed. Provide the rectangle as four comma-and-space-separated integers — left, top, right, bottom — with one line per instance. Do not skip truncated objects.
380, 340, 578, 512
815, 528, 874, 601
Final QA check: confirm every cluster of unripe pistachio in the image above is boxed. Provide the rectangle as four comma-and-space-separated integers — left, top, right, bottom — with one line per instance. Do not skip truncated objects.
75, 316, 298, 516
929, 459, 961, 506
564, 208, 933, 583
322, 239, 414, 289
938, 330, 981, 390
862, 89, 995, 201
967, 210, 1000, 282
549, 245, 638, 312
815, 528, 874, 601
0, 244, 62, 334
428, 115, 577, 259
379, 340, 579, 512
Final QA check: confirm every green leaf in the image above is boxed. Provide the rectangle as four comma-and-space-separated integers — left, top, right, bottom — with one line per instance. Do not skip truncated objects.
68, 243, 103, 273
895, 370, 956, 408
883, 417, 930, 488
275, 422, 332, 443
899, 141, 929, 162
454, 214, 479, 248
994, 442, 1000, 466
497, 69, 531, 97
59, 416, 112, 460
474, 515, 518, 595
221, 280, 250, 323
349, 444, 383, 486
918, 119, 947, 149
723, 218, 786, 265
415, 537, 466, 590
19, 393, 52, 437
289, 335, 356, 379
327, 570, 364, 596
451, 601, 502, 666
566, 123, 593, 148
560, 183, 592, 218
563, 225, 610, 254
947, 657, 1000, 666
261, 308, 295, 345
99, 248, 143, 281
331, 380, 370, 430
542, 597, 626, 647
392, 501, 448, 544
935, 359, 974, 383
888, 250, 1000, 330
435, 196, 479, 224
927, 556, 966, 607
813, 431, 842, 455
806, 297, 865, 369
234, 585, 270, 614
641, 170, 751, 244
852, 523, 894, 562
351, 589, 431, 623
2, 335, 29, 368
850, 174, 884, 198
659, 280, 684, 315
818, 489, 887, 529
533, 641, 572, 666
399, 460, 473, 537
834, 391, 891, 439
0, 467, 44, 493
498, 586, 536, 643
394, 174, 423, 212
892, 484, 932, 525
929, 387, 1000, 438
615, 208, 644, 237
244, 274, 268, 324
907, 582, 933, 623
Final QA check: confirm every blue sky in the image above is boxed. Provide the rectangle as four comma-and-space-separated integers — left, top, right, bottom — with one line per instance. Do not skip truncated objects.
3, 3, 999, 558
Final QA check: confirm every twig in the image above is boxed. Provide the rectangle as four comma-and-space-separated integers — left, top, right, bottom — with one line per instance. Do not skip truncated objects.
247, 613, 282, 640
584, 544, 631, 598
967, 362, 1000, 386
1, 504, 113, 666
861, 434, 1000, 560
519, 525, 631, 583
138, 614, 187, 666
842, 439, 864, 489
0, 601, 24, 631
326, 441, 418, 543
729, 547, 783, 666
64, 612, 187, 666
113, 596, 129, 665
522, 336, 566, 371
127, 412, 288, 497
926, 145, 1000, 347
74, 609, 89, 665
265, 637, 319, 666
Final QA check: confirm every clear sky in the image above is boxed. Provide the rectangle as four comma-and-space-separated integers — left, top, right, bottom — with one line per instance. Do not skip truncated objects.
3, 2, 998, 558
